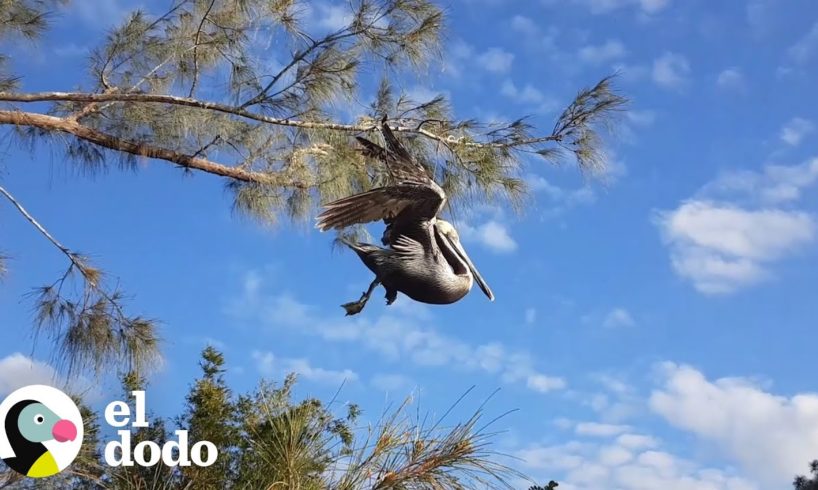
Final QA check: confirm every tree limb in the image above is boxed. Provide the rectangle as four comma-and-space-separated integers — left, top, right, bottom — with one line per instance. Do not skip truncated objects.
0, 109, 309, 188
0, 91, 560, 148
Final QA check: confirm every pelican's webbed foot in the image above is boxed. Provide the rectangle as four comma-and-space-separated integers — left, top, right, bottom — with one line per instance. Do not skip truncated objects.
385, 288, 397, 306
342, 278, 380, 316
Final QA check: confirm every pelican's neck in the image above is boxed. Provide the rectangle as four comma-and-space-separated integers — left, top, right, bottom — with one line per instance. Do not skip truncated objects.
433, 224, 470, 278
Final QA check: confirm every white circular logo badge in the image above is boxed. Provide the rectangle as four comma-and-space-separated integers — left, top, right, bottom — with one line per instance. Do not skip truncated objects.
0, 385, 84, 478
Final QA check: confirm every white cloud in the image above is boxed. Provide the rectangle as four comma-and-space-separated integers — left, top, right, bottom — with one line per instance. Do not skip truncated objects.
527, 374, 567, 393
0, 353, 61, 396
474, 220, 518, 253
656, 201, 815, 293
576, 422, 631, 437
616, 433, 659, 450
442, 38, 474, 77
788, 21, 818, 64
314, 4, 354, 31
510, 15, 539, 36
655, 157, 818, 294
0, 353, 97, 401
525, 307, 537, 324
746, 0, 775, 36
500, 79, 550, 105
64, 0, 131, 28
252, 351, 358, 385
54, 43, 89, 57
230, 283, 565, 395
613, 62, 651, 83
626, 109, 656, 127
515, 439, 756, 490
651, 362, 818, 485
570, 0, 670, 15
602, 308, 636, 328
461, 217, 518, 253
717, 68, 746, 91
704, 158, 818, 205
578, 39, 627, 64
476, 47, 514, 73
527, 174, 597, 218
371, 373, 414, 392
652, 52, 690, 89
780, 117, 814, 146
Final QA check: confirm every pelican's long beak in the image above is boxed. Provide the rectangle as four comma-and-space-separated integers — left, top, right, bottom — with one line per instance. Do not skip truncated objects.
446, 235, 495, 301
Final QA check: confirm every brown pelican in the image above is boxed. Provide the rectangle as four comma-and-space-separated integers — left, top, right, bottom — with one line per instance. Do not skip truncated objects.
316, 116, 494, 315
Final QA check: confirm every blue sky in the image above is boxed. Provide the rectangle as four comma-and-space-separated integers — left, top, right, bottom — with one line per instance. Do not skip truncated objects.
2, 0, 818, 488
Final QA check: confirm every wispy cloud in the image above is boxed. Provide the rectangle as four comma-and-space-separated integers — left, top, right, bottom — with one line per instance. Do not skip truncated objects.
578, 39, 627, 64
252, 351, 358, 385
371, 373, 414, 392
64, 0, 132, 28
780, 117, 814, 146
525, 307, 537, 325
602, 308, 636, 328
652, 52, 690, 89
787, 21, 818, 65
476, 47, 515, 74
527, 174, 597, 217
717, 67, 747, 91
575, 422, 631, 437
227, 281, 565, 394
500, 79, 548, 105
509, 15, 539, 37
566, 0, 671, 15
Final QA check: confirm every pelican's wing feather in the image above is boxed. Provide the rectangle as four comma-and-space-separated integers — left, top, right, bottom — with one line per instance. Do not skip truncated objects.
355, 117, 434, 186
391, 234, 425, 258
315, 184, 444, 232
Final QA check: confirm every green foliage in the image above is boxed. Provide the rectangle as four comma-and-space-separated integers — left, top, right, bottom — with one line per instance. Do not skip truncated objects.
528, 481, 559, 490
795, 460, 818, 490
35, 347, 520, 489
177, 346, 239, 488
0, 0, 63, 90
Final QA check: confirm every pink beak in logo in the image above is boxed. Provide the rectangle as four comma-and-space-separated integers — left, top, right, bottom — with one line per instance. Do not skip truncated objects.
52, 419, 77, 443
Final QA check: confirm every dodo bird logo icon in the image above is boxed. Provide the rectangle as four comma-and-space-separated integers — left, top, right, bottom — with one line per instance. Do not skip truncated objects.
0, 385, 84, 478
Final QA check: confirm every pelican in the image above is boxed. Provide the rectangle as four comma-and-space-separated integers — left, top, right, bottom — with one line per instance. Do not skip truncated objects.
316, 116, 494, 315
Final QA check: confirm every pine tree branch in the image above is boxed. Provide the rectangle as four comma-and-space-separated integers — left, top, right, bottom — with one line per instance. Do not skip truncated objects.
0, 184, 77, 264
0, 183, 116, 322
0, 91, 561, 148
188, 0, 217, 98
0, 109, 309, 188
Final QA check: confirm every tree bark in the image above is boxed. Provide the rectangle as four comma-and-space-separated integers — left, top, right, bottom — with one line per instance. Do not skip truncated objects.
0, 109, 307, 188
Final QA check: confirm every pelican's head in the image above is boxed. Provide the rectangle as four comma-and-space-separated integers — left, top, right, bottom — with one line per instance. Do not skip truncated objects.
435, 219, 495, 301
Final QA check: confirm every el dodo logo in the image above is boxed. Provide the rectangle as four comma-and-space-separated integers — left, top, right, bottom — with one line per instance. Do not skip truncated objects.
0, 385, 82, 478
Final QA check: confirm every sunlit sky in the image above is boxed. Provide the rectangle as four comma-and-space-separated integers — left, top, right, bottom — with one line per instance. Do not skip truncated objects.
2, 1, 818, 488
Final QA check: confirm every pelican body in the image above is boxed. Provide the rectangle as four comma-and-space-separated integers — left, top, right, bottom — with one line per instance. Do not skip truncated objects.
316, 117, 494, 315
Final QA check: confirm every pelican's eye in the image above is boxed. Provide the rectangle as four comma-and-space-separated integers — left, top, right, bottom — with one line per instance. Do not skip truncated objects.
33, 414, 45, 425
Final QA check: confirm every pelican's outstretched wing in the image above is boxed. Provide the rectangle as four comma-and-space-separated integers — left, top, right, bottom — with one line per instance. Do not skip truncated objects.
315, 183, 443, 231
315, 117, 445, 232
356, 115, 432, 185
